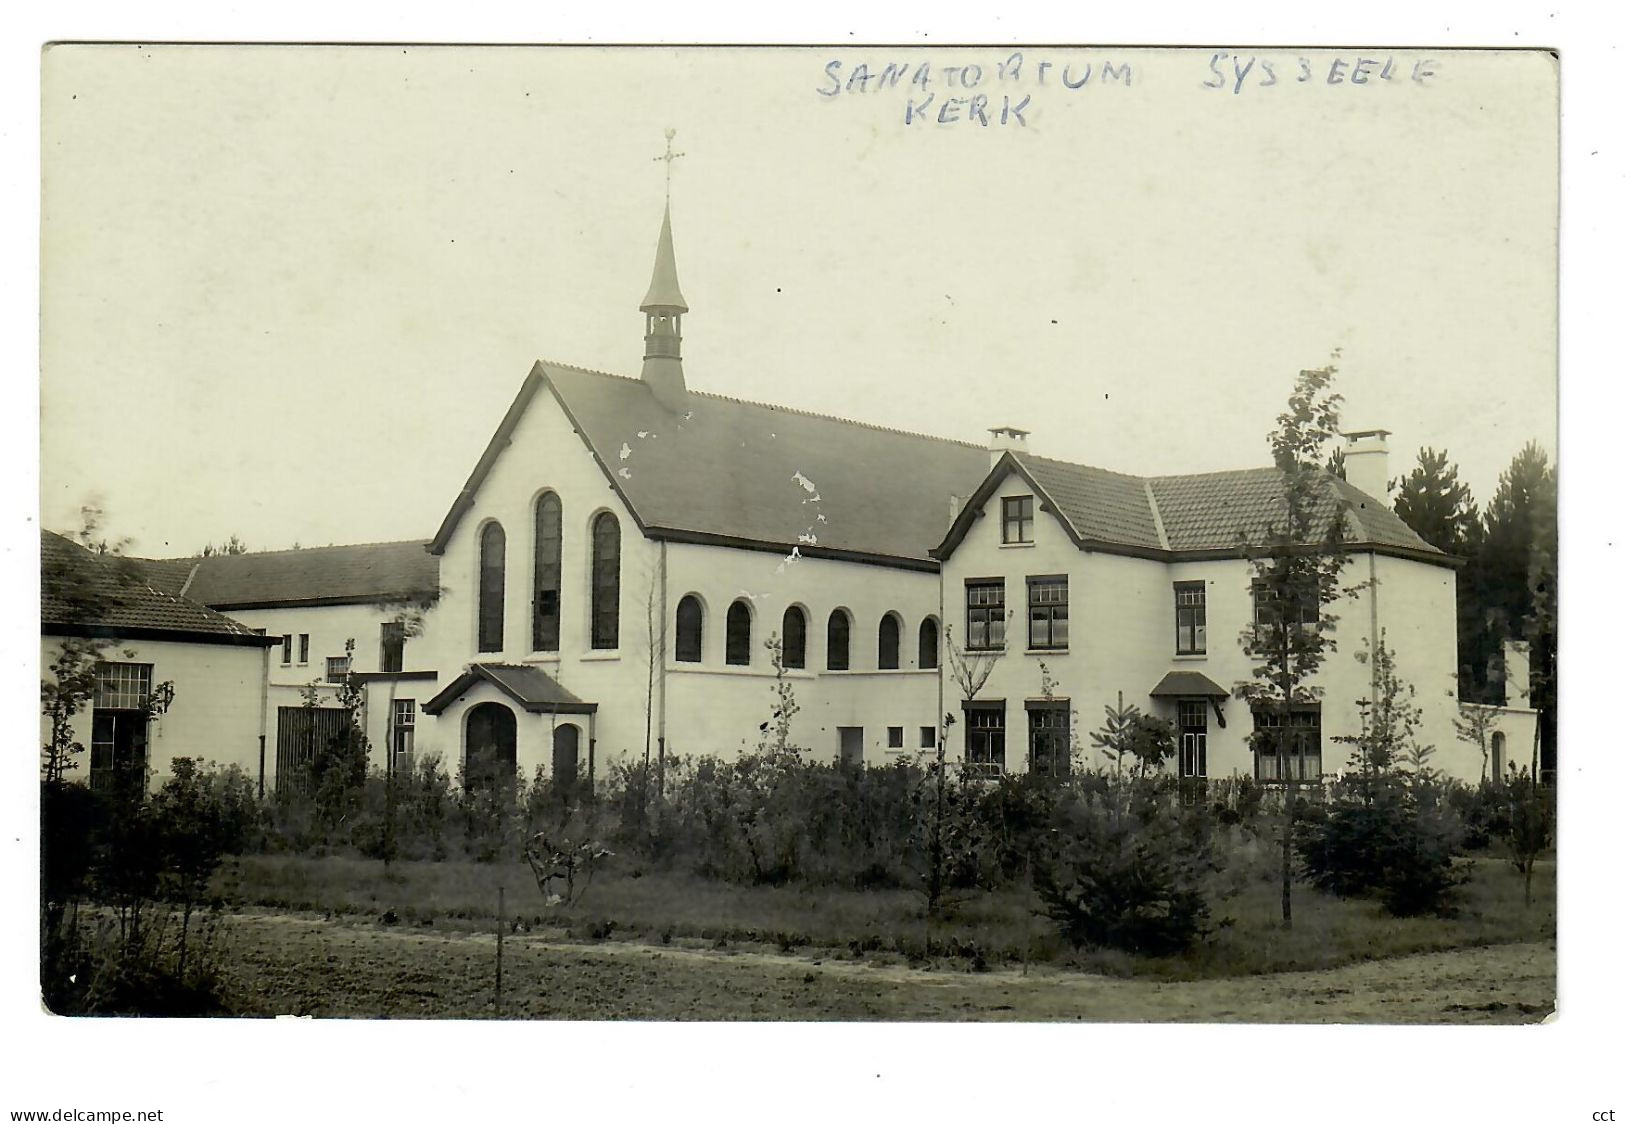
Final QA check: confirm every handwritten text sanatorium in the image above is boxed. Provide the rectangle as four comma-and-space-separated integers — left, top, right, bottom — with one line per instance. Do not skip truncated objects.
816, 52, 1441, 127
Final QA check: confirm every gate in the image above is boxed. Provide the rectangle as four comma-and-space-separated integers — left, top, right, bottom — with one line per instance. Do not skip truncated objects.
275, 706, 351, 795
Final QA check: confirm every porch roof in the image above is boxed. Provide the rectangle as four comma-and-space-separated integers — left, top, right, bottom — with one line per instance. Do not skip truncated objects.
422, 663, 597, 717
1149, 670, 1231, 698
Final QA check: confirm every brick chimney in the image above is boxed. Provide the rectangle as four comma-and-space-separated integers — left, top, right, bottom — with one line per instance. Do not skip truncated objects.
1341, 429, 1392, 505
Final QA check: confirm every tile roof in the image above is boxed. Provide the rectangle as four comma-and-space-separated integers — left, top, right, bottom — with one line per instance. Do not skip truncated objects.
541, 362, 993, 565
430, 360, 1448, 569
1145, 468, 1440, 555
1020, 454, 1165, 551
41, 530, 274, 645
422, 662, 597, 716
127, 556, 198, 597
143, 540, 441, 609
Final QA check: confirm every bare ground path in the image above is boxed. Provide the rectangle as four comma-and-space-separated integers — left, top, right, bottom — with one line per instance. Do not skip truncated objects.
220, 910, 1554, 1023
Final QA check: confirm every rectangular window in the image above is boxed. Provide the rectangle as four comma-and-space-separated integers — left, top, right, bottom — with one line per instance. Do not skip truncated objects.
91, 663, 153, 795
1027, 576, 1069, 651
887, 726, 904, 749
298, 634, 310, 665
325, 656, 351, 684
1001, 495, 1034, 544
965, 704, 1006, 776
965, 580, 1006, 651
95, 662, 152, 710
1174, 581, 1207, 655
920, 726, 937, 750
392, 699, 416, 775
1027, 703, 1070, 779
1252, 707, 1322, 783
1252, 581, 1319, 630
380, 621, 405, 674
281, 634, 293, 666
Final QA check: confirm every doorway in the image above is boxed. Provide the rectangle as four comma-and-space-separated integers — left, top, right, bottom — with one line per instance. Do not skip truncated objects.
466, 702, 518, 789
837, 726, 863, 768
553, 724, 580, 789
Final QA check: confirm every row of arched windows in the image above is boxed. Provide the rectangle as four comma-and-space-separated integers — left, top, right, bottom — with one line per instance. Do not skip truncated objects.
477, 498, 620, 654
674, 598, 940, 672
475, 493, 940, 674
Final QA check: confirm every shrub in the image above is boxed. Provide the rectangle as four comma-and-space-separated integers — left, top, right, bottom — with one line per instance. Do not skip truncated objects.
1297, 776, 1468, 917
1032, 779, 1220, 956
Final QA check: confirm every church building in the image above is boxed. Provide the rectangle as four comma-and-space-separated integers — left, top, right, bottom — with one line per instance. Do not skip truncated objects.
52, 197, 1493, 793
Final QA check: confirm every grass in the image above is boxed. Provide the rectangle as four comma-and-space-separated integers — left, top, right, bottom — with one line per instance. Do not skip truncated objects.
216, 850, 1554, 981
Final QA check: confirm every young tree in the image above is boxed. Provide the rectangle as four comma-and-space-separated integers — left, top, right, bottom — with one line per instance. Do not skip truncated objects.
919, 624, 1004, 921
755, 633, 802, 759
377, 591, 440, 868
1089, 693, 1176, 780
1336, 632, 1434, 783
1502, 764, 1553, 907
642, 566, 671, 808
1235, 357, 1357, 929
1452, 697, 1501, 785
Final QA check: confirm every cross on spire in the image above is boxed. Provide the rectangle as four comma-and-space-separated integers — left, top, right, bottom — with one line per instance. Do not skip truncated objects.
653, 127, 685, 202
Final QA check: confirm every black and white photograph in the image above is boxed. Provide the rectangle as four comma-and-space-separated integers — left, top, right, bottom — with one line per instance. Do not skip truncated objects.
10, 21, 1616, 1122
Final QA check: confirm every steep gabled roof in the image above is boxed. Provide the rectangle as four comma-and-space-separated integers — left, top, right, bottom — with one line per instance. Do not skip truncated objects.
138, 541, 440, 611
42, 531, 276, 647
430, 360, 1451, 571
1020, 454, 1165, 551
934, 454, 1452, 566
430, 361, 993, 568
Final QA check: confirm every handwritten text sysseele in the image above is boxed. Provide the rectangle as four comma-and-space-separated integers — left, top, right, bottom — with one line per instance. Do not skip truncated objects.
816, 52, 1444, 126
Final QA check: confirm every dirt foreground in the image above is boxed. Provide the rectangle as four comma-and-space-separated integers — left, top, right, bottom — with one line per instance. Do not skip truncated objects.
220, 910, 1554, 1023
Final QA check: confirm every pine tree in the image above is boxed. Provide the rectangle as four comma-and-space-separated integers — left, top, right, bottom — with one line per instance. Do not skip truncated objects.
1462, 444, 1556, 764
1392, 447, 1479, 554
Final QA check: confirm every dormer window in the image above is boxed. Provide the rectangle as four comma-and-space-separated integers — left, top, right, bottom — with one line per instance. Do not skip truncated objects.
1002, 496, 1034, 544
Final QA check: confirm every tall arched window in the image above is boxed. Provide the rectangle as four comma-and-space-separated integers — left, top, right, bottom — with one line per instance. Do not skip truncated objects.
878, 613, 901, 670
477, 522, 506, 653
590, 512, 620, 649
782, 606, 807, 669
827, 610, 851, 671
919, 617, 940, 670
532, 492, 562, 651
675, 595, 704, 663
726, 600, 752, 666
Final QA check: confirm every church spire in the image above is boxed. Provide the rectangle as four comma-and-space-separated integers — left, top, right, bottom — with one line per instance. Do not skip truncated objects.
641, 130, 690, 412
640, 202, 688, 314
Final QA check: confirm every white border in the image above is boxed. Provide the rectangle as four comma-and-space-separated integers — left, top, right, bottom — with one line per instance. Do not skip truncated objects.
4, 5, 1618, 1121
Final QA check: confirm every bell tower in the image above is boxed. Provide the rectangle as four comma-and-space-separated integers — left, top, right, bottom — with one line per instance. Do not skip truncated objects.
641, 130, 689, 413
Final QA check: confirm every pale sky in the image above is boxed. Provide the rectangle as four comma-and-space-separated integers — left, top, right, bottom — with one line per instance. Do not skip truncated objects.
40, 45, 1558, 555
